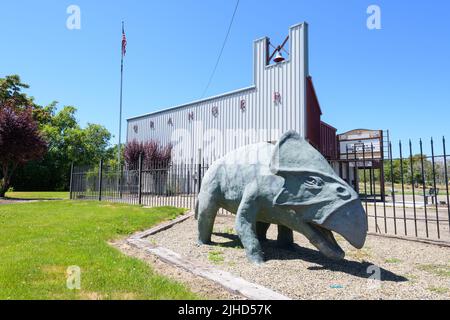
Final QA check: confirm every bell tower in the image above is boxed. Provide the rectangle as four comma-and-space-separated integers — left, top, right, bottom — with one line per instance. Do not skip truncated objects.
252, 22, 310, 137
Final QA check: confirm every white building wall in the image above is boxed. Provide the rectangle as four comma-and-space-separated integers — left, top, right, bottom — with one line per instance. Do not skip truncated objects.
127, 23, 309, 164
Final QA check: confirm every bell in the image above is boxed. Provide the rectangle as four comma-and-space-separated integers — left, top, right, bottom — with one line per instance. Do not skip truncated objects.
273, 51, 285, 63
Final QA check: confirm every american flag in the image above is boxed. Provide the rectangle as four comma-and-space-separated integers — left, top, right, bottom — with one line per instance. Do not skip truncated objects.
122, 23, 127, 57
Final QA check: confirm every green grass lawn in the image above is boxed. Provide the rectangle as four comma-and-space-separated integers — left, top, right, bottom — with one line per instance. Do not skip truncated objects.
0, 201, 198, 300
5, 191, 69, 200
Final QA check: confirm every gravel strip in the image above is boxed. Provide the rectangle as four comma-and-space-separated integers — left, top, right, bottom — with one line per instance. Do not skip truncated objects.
112, 239, 244, 300
146, 215, 450, 300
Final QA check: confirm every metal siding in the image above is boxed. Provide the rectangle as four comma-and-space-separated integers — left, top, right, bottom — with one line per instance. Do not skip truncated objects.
320, 122, 338, 160
127, 23, 309, 164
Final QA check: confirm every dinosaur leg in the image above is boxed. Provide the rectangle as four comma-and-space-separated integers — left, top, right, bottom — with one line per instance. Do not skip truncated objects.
235, 187, 264, 264
256, 222, 270, 242
277, 225, 294, 248
197, 192, 220, 245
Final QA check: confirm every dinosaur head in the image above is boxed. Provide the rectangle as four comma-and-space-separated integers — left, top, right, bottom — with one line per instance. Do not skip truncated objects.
270, 131, 368, 260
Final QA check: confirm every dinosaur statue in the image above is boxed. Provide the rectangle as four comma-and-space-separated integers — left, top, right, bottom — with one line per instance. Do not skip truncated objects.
196, 131, 367, 264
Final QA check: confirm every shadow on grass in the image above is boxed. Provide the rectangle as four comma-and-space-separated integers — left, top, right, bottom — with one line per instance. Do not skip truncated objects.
212, 232, 408, 283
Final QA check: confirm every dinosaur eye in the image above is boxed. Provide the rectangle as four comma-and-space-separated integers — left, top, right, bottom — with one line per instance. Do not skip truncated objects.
305, 176, 324, 187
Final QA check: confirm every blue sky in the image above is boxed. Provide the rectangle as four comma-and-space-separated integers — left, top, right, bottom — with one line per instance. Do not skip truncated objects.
1, 0, 449, 154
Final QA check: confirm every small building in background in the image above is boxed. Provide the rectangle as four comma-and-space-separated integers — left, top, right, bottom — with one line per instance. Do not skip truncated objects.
127, 22, 338, 164
338, 129, 389, 200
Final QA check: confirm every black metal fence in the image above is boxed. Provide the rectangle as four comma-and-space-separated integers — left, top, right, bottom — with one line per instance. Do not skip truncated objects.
71, 156, 208, 209
334, 137, 450, 243
70, 137, 450, 243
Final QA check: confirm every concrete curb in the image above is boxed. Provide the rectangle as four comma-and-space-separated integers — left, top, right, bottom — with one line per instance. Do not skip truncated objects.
126, 212, 291, 300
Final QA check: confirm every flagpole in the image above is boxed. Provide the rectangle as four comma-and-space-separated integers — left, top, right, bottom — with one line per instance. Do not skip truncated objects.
118, 21, 124, 170
117, 21, 126, 198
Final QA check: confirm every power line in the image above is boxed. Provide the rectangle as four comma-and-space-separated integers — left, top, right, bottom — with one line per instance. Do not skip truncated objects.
201, 0, 240, 99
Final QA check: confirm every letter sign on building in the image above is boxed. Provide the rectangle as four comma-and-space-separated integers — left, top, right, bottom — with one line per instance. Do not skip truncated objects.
274, 92, 282, 104
240, 99, 246, 112
212, 106, 219, 118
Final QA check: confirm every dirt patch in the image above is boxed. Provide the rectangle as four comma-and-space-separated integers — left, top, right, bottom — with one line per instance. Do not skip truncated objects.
112, 239, 244, 300
143, 215, 450, 300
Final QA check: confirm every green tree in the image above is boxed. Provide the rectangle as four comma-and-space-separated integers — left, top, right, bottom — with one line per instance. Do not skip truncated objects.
13, 106, 112, 190
383, 155, 435, 186
103, 143, 125, 169
0, 75, 31, 107
0, 75, 113, 191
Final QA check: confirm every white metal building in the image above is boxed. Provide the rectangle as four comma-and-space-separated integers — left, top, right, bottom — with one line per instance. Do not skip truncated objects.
127, 22, 337, 164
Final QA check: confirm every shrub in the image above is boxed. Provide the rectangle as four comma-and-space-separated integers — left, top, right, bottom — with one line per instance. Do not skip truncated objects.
124, 139, 172, 169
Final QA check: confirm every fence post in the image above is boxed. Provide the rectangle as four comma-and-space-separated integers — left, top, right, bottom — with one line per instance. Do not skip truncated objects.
98, 159, 103, 201
138, 153, 143, 205
119, 164, 123, 199
197, 149, 202, 193
69, 162, 74, 200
